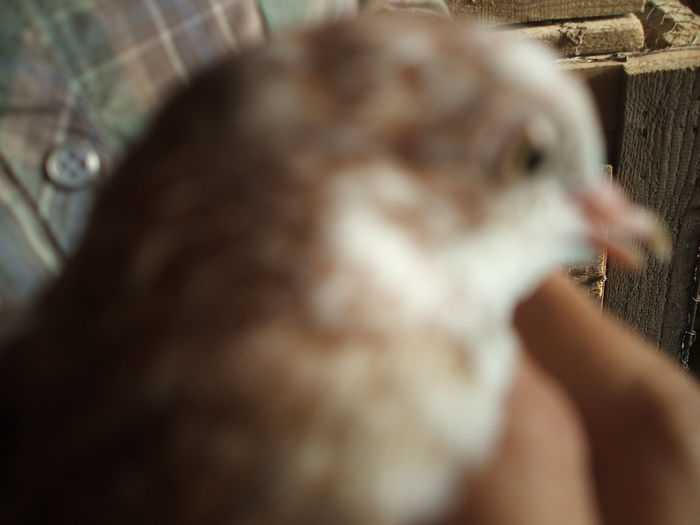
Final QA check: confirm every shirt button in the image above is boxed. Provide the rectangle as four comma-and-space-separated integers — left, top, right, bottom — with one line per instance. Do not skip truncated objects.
45, 141, 101, 190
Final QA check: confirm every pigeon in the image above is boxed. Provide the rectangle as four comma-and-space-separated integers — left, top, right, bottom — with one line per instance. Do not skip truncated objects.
0, 12, 670, 525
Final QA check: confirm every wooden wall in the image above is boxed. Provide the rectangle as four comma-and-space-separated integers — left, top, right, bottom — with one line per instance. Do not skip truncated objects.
448, 0, 700, 372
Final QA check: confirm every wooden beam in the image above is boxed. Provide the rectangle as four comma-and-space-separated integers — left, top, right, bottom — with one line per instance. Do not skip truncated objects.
641, 0, 700, 49
445, 0, 644, 24
513, 15, 644, 57
603, 49, 700, 363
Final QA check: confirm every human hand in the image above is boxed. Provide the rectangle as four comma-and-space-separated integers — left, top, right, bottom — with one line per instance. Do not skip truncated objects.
441, 274, 700, 525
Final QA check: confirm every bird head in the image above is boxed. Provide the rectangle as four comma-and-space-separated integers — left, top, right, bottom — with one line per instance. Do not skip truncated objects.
218, 14, 670, 329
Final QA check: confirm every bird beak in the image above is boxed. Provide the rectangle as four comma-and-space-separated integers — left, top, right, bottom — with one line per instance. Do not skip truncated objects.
575, 181, 672, 269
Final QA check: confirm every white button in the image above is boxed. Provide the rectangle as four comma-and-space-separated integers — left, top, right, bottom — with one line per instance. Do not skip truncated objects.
45, 141, 101, 190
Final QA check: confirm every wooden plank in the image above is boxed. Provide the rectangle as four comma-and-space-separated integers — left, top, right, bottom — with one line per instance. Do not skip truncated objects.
642, 0, 700, 49
445, 0, 644, 24
561, 59, 625, 164
567, 165, 612, 307
513, 15, 644, 57
568, 253, 608, 305
603, 49, 700, 363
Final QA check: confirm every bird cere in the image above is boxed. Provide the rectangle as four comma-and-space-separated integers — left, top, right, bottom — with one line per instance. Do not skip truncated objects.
0, 13, 670, 525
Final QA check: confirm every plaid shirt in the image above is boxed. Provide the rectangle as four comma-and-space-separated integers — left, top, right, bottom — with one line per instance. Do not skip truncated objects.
0, 0, 448, 313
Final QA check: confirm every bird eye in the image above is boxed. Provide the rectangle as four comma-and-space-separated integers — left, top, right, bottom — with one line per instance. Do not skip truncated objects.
520, 146, 545, 175
502, 116, 556, 180
504, 140, 547, 180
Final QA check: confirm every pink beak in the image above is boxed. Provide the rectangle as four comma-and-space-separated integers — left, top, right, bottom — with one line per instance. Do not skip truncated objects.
576, 182, 672, 269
